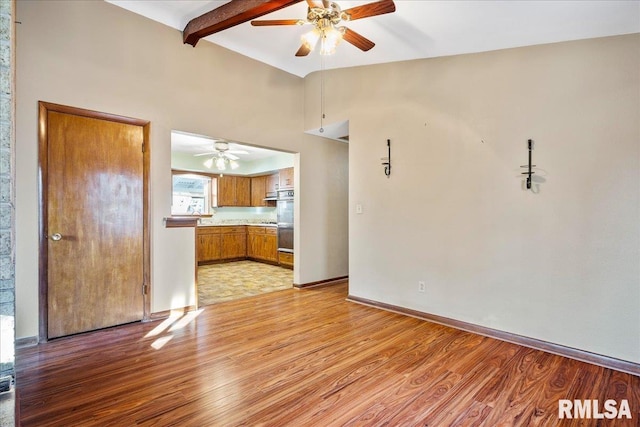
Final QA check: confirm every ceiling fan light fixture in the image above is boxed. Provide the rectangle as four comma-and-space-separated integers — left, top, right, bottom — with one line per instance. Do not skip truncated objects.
248, 0, 395, 57
204, 157, 214, 169
215, 157, 227, 170
320, 26, 343, 55
229, 159, 240, 170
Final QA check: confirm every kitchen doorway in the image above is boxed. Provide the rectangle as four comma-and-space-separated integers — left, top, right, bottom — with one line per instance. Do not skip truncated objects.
171, 131, 296, 306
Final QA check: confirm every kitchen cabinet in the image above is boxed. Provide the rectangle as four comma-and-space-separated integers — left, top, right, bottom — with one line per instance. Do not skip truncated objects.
197, 226, 246, 263
278, 167, 294, 190
250, 175, 268, 207
278, 251, 294, 269
221, 226, 247, 259
247, 226, 278, 263
252, 174, 280, 207
217, 175, 250, 207
267, 173, 279, 194
197, 227, 222, 263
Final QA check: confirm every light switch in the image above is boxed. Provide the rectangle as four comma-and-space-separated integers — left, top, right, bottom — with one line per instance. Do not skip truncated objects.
356, 204, 363, 214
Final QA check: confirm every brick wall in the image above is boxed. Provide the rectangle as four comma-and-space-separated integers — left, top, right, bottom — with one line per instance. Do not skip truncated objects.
0, 0, 15, 385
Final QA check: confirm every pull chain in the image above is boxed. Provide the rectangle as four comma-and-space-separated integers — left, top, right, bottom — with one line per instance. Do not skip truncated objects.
320, 55, 325, 133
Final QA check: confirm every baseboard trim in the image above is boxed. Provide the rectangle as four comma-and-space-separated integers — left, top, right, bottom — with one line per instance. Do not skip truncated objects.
15, 336, 38, 349
149, 305, 197, 321
346, 295, 640, 377
295, 276, 349, 289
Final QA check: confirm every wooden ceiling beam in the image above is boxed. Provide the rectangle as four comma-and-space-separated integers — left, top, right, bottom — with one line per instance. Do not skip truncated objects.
183, 0, 303, 47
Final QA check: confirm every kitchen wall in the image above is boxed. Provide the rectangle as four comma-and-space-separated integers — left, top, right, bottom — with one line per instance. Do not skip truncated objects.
200, 207, 277, 225
305, 34, 640, 364
15, 0, 349, 339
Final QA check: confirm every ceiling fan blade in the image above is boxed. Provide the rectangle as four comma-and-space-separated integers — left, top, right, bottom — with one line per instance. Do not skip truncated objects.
342, 0, 396, 21
322, 0, 331, 8
224, 153, 240, 160
306, 0, 323, 7
295, 43, 313, 56
228, 150, 250, 154
251, 19, 304, 26
342, 27, 375, 51
194, 152, 216, 157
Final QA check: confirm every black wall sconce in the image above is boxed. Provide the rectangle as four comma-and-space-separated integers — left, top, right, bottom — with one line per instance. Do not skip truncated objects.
521, 139, 535, 189
381, 139, 391, 178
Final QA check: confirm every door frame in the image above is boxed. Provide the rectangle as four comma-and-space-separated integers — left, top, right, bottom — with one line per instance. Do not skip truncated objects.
37, 101, 151, 342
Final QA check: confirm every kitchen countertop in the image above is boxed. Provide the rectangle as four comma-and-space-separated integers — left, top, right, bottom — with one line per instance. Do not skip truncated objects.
198, 223, 278, 227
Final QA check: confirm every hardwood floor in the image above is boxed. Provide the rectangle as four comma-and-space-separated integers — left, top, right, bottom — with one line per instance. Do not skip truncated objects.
16, 282, 639, 426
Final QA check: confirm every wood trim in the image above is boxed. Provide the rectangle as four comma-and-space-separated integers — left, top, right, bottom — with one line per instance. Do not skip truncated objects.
37, 101, 151, 341
198, 256, 248, 266
164, 217, 199, 228
37, 102, 49, 343
15, 336, 38, 349
294, 276, 348, 289
142, 121, 151, 322
149, 305, 198, 321
182, 0, 302, 46
346, 294, 640, 377
38, 102, 149, 127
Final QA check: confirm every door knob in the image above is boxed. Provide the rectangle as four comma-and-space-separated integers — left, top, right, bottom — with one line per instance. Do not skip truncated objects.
50, 233, 62, 241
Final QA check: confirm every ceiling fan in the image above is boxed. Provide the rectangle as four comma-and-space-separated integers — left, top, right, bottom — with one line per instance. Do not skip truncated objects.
250, 0, 396, 56
195, 141, 248, 170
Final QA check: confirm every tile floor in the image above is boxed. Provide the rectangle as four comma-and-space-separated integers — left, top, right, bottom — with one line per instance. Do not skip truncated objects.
198, 260, 293, 306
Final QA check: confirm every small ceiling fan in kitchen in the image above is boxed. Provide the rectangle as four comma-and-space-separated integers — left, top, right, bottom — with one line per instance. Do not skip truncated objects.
194, 141, 248, 171
250, 0, 396, 56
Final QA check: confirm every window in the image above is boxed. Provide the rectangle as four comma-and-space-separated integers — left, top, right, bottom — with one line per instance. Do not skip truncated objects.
171, 173, 212, 216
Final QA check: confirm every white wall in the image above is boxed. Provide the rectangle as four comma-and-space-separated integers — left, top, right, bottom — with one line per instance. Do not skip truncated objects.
15, 0, 349, 338
305, 35, 640, 364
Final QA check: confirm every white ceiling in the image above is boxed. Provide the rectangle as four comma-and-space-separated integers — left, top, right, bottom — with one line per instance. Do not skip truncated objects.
172, 131, 286, 161
107, 0, 639, 78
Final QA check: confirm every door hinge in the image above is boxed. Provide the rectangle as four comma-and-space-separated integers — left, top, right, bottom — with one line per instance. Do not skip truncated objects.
141, 142, 145, 153
142, 284, 148, 295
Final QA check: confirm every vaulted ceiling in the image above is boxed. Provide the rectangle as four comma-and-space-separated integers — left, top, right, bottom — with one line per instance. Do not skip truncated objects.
108, 0, 639, 77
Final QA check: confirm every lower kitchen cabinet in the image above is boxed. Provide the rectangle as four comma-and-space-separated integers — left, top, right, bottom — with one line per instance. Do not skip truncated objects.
247, 226, 278, 263
221, 227, 247, 259
198, 226, 246, 263
197, 227, 222, 263
278, 251, 294, 269
198, 226, 281, 265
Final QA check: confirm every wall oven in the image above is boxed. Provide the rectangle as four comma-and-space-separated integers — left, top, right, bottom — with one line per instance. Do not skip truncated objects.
277, 190, 294, 253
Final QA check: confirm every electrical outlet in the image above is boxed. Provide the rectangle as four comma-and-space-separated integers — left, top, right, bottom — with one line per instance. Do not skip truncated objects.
356, 204, 363, 214
418, 281, 426, 293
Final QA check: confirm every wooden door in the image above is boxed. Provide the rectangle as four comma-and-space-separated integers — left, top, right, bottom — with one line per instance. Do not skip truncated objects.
279, 167, 294, 189
247, 228, 259, 258
250, 175, 266, 207
40, 102, 149, 339
264, 234, 278, 262
217, 175, 235, 206
197, 234, 220, 262
221, 232, 247, 259
236, 177, 251, 206
267, 173, 279, 193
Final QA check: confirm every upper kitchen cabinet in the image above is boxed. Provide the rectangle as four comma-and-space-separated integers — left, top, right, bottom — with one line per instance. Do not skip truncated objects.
267, 173, 279, 194
279, 167, 294, 189
217, 175, 251, 207
250, 175, 269, 207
